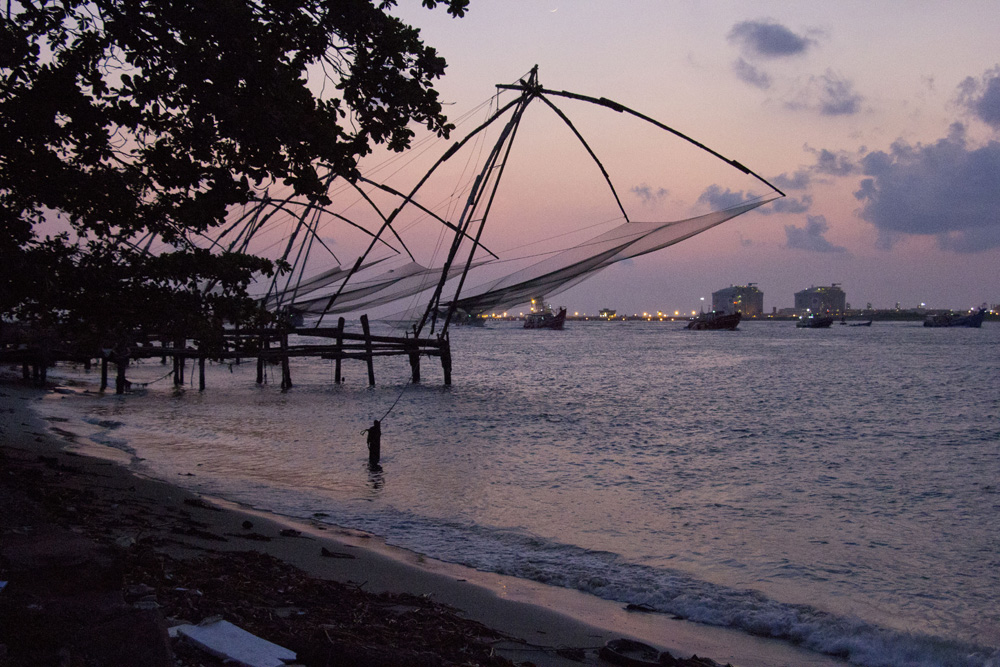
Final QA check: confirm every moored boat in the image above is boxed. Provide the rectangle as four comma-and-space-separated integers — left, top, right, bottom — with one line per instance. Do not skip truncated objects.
923, 308, 986, 328
686, 310, 741, 330
796, 314, 834, 328
524, 307, 567, 330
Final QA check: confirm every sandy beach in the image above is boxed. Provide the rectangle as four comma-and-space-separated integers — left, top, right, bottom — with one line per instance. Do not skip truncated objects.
0, 377, 848, 667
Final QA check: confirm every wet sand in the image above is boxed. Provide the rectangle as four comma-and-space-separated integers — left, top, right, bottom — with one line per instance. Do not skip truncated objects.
0, 378, 847, 666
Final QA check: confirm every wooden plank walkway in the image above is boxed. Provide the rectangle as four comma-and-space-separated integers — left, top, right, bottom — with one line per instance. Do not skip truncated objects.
0, 315, 452, 394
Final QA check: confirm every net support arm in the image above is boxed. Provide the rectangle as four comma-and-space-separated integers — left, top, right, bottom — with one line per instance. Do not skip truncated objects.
497, 84, 786, 197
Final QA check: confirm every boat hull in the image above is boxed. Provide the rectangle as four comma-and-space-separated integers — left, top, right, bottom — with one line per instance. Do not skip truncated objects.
524, 307, 567, 330
796, 316, 835, 328
687, 311, 741, 330
923, 309, 986, 328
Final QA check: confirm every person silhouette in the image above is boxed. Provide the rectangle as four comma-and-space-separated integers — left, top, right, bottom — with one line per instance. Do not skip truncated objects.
362, 419, 381, 467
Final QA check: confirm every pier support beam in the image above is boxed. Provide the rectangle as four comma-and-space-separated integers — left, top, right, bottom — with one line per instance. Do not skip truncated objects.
173, 338, 185, 386
334, 317, 345, 384
115, 353, 128, 395
360, 315, 375, 386
256, 335, 267, 384
407, 336, 421, 384
440, 334, 452, 386
279, 328, 292, 390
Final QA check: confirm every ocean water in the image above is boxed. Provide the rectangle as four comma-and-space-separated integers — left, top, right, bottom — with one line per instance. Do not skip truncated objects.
38, 320, 1000, 666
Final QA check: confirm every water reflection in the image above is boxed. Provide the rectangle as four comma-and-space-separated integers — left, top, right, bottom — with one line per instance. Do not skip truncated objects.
367, 462, 385, 494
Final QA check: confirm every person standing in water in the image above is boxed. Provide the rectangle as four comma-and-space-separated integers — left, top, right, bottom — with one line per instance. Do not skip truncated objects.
362, 419, 381, 467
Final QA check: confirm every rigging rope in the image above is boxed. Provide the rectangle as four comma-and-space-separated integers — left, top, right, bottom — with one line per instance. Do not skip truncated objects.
133, 369, 175, 388
378, 381, 410, 422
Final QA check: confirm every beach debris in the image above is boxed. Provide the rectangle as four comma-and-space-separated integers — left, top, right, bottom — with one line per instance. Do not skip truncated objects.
115, 535, 136, 549
226, 531, 272, 542
555, 646, 587, 662
320, 546, 356, 559
171, 618, 297, 667
279, 528, 302, 537
624, 603, 658, 613
242, 520, 254, 529
599, 638, 662, 666
171, 526, 229, 542
183, 497, 221, 511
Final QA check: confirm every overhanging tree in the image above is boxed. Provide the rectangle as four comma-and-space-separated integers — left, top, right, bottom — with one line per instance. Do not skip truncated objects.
0, 0, 468, 351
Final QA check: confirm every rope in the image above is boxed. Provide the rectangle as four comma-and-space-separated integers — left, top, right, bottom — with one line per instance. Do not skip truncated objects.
378, 381, 410, 422
133, 369, 174, 388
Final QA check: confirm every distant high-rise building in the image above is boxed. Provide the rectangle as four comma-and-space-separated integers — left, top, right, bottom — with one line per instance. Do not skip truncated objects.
712, 283, 764, 316
794, 284, 846, 314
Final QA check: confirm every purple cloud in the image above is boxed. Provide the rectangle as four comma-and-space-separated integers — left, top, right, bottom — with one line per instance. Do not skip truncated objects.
784, 215, 848, 253
732, 58, 772, 90
957, 65, 1000, 130
728, 20, 814, 58
854, 123, 1000, 251
631, 183, 669, 204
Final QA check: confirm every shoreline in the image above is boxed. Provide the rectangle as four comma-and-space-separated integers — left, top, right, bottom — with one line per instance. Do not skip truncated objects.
1, 377, 847, 666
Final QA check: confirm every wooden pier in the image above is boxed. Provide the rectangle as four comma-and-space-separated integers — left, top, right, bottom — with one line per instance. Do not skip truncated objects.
0, 315, 452, 394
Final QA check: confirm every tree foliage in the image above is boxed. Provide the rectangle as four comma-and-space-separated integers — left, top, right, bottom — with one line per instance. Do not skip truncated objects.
0, 0, 466, 350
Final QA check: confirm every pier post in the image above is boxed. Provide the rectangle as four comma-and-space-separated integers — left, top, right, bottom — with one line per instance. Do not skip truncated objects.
360, 314, 375, 386
233, 324, 241, 365
115, 353, 128, 395
256, 333, 267, 384
198, 354, 206, 391
100, 355, 108, 391
407, 336, 421, 383
334, 317, 344, 384
440, 334, 452, 386
173, 338, 185, 386
280, 328, 292, 390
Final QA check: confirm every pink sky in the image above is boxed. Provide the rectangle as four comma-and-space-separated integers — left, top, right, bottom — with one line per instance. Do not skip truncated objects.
373, 1, 1000, 314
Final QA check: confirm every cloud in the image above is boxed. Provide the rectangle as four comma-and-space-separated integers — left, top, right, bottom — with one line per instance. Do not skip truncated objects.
786, 70, 863, 117
957, 65, 1000, 130
732, 58, 771, 90
697, 185, 751, 210
854, 123, 1000, 251
697, 185, 767, 211
698, 185, 811, 216
772, 170, 812, 190
809, 147, 858, 176
630, 183, 668, 204
784, 215, 848, 253
728, 20, 814, 58
766, 195, 812, 215
818, 72, 863, 116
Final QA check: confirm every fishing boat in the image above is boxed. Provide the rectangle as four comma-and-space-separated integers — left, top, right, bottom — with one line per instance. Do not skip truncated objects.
524, 307, 567, 330
686, 310, 741, 330
796, 314, 834, 328
850, 319, 873, 327
923, 308, 986, 328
